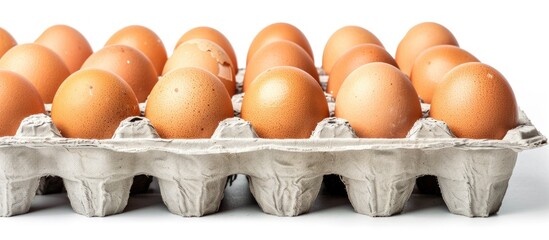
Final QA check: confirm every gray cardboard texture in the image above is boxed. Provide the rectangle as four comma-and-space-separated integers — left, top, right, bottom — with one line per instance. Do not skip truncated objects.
0, 71, 546, 218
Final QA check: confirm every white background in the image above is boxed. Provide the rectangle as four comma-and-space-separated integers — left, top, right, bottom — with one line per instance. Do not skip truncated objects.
1, 0, 548, 239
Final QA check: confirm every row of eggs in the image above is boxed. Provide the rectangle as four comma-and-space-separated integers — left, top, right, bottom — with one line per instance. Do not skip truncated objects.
0, 22, 517, 140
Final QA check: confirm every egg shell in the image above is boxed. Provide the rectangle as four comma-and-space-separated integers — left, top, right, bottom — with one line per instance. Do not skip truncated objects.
105, 25, 167, 76
81, 45, 158, 102
246, 22, 314, 65
411, 45, 479, 103
327, 43, 397, 98
335, 62, 422, 138
0, 70, 45, 136
395, 22, 459, 77
430, 62, 518, 139
145, 67, 233, 139
243, 40, 319, 92
0, 43, 70, 103
51, 69, 140, 139
35, 25, 93, 73
322, 25, 384, 74
0, 27, 17, 58
163, 39, 235, 96
241, 66, 329, 139
175, 26, 238, 74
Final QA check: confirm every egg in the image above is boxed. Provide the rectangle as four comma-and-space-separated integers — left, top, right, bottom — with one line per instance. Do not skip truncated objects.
51, 69, 140, 139
81, 45, 157, 102
411, 45, 479, 103
396, 22, 459, 77
35, 24, 93, 73
0, 27, 16, 58
241, 66, 329, 139
335, 62, 422, 138
0, 43, 70, 103
175, 26, 238, 74
145, 67, 233, 138
322, 26, 384, 74
243, 40, 319, 92
163, 39, 235, 96
105, 25, 167, 76
0, 70, 45, 136
327, 44, 397, 98
246, 22, 314, 65
430, 62, 518, 139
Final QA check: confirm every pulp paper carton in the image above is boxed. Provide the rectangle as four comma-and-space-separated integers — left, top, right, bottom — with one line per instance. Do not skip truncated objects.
0, 72, 545, 218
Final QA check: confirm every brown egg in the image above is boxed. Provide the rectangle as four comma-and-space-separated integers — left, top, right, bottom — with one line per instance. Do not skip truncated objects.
430, 62, 518, 139
327, 44, 397, 98
51, 69, 140, 139
81, 45, 157, 102
163, 39, 235, 95
0, 43, 70, 103
396, 22, 459, 77
35, 24, 93, 73
243, 40, 319, 92
145, 67, 233, 138
241, 66, 329, 139
322, 26, 384, 74
335, 62, 422, 138
175, 26, 238, 74
0, 27, 17, 58
411, 45, 479, 103
105, 25, 167, 76
246, 22, 314, 65
0, 70, 45, 136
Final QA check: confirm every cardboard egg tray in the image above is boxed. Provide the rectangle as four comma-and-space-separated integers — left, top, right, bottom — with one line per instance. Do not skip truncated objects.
0, 71, 545, 218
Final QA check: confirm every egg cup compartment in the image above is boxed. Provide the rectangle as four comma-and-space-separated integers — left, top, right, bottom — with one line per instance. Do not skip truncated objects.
241, 150, 326, 216
33, 104, 153, 197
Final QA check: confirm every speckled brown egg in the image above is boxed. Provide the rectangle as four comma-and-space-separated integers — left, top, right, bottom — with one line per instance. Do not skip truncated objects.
430, 62, 518, 139
35, 24, 93, 73
51, 69, 140, 139
327, 44, 397, 98
335, 62, 422, 138
322, 26, 384, 74
81, 45, 157, 102
0, 43, 70, 103
241, 66, 329, 139
145, 67, 233, 139
246, 23, 314, 65
243, 40, 319, 92
396, 22, 459, 77
0, 70, 45, 136
105, 25, 167, 76
411, 45, 479, 103
175, 26, 238, 74
0, 27, 16, 58
163, 39, 235, 96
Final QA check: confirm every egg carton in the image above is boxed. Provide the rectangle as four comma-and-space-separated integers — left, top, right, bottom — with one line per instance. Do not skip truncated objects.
0, 71, 545, 218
